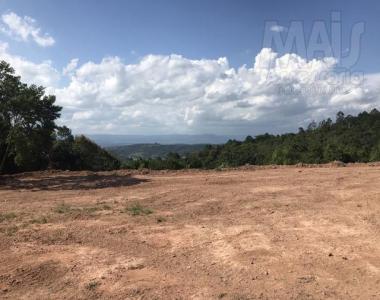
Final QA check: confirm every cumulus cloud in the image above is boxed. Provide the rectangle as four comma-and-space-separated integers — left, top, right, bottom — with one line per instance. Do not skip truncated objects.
0, 42, 60, 87
62, 58, 79, 76
1, 43, 380, 135
1, 12, 55, 47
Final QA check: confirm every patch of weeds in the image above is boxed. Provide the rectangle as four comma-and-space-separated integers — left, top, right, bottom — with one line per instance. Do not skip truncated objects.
83, 203, 113, 214
102, 204, 112, 210
86, 281, 100, 291
156, 216, 166, 223
82, 206, 101, 214
54, 202, 72, 214
125, 202, 153, 216
0, 212, 17, 223
30, 216, 49, 224
4, 225, 18, 236
55, 202, 113, 217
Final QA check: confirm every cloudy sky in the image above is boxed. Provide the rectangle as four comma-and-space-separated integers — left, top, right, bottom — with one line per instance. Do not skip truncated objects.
0, 0, 380, 136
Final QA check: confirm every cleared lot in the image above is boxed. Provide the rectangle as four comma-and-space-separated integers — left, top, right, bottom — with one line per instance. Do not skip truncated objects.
0, 165, 380, 299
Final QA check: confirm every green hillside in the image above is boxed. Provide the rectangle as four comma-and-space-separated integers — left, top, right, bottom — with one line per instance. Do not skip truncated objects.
108, 143, 207, 160
123, 109, 380, 170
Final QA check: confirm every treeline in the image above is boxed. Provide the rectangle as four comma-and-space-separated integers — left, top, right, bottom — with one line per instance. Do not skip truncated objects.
0, 61, 120, 174
108, 143, 207, 160
123, 109, 380, 170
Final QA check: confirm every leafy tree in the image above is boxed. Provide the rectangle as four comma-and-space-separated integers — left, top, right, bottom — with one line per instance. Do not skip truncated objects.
370, 142, 380, 162
0, 61, 61, 173
50, 126, 78, 170
72, 135, 120, 171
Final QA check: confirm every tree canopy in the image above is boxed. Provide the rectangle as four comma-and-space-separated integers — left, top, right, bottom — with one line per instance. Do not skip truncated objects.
0, 61, 61, 173
0, 61, 120, 174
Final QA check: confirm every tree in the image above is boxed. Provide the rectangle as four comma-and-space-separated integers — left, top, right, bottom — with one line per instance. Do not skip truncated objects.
370, 142, 380, 162
336, 111, 345, 123
50, 126, 78, 170
72, 135, 121, 171
0, 61, 61, 173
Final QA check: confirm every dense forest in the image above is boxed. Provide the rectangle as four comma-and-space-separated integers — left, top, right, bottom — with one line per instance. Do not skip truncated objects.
108, 143, 207, 160
123, 109, 380, 170
0, 61, 120, 174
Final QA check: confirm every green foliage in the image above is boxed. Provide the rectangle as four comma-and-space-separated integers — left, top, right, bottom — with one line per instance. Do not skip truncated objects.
123, 109, 380, 169
125, 202, 153, 216
369, 142, 380, 162
30, 216, 49, 224
0, 212, 17, 222
72, 135, 121, 171
54, 202, 72, 214
0, 60, 120, 174
108, 143, 206, 160
50, 130, 121, 171
0, 61, 61, 173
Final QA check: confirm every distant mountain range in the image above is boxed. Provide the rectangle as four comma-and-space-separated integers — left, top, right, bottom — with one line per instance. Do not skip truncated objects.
108, 143, 207, 160
87, 134, 245, 147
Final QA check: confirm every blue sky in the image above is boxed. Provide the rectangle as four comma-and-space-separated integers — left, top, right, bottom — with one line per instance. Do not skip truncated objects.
2, 0, 380, 71
0, 0, 379, 135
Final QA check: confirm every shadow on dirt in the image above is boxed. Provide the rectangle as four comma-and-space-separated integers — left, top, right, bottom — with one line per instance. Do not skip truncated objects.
0, 173, 148, 191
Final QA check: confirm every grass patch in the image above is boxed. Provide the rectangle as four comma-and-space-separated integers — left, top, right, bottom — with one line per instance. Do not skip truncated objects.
54, 202, 113, 216
2, 225, 19, 236
0, 212, 17, 223
102, 204, 112, 210
55, 202, 72, 214
30, 216, 49, 224
82, 206, 102, 214
125, 202, 153, 216
86, 281, 100, 290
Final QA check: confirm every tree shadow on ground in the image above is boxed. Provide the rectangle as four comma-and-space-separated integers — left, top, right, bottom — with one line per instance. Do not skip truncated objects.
0, 173, 148, 191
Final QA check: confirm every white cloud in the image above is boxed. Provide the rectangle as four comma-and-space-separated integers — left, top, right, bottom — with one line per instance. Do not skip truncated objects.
270, 25, 287, 33
1, 12, 55, 47
1, 43, 379, 135
62, 58, 79, 76
0, 42, 60, 87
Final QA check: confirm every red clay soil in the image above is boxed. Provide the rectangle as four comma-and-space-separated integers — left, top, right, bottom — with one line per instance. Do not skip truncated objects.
0, 165, 379, 299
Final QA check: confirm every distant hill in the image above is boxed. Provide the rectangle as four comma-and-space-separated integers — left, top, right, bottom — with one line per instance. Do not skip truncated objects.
122, 109, 380, 170
108, 143, 207, 160
87, 134, 244, 147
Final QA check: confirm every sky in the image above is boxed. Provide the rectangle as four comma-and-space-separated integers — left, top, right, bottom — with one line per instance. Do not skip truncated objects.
0, 0, 380, 136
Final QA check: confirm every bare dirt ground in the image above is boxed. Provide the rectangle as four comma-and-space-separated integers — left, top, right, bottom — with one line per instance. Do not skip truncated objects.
0, 165, 380, 299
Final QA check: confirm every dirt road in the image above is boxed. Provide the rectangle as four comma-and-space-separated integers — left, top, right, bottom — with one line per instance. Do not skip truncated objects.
0, 165, 379, 299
